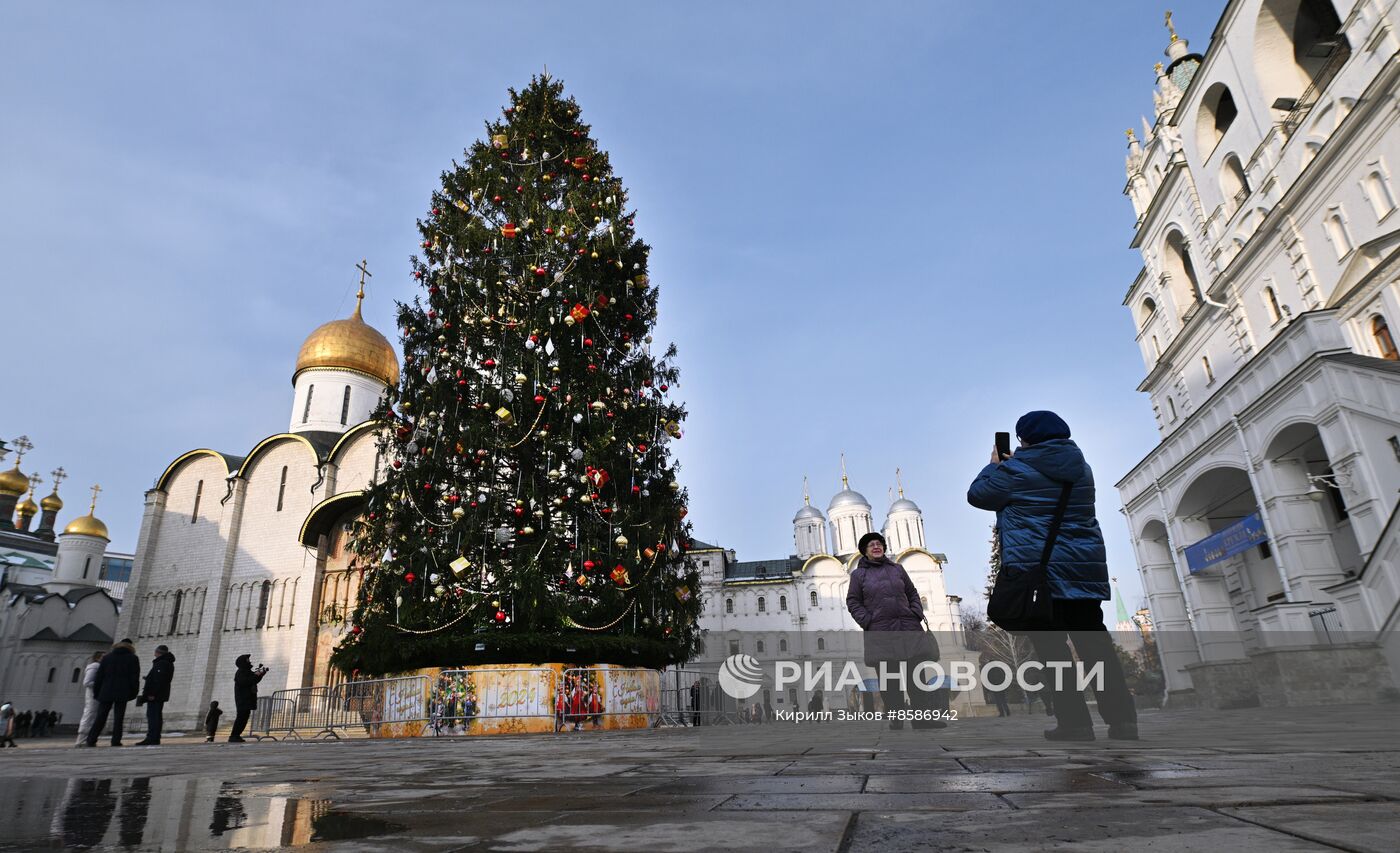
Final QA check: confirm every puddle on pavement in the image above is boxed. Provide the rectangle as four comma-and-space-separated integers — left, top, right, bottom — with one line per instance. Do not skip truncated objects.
1, 777, 406, 850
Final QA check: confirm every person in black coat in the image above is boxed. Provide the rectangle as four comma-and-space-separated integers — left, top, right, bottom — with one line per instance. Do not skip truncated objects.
228, 654, 268, 743
84, 639, 141, 747
135, 645, 174, 746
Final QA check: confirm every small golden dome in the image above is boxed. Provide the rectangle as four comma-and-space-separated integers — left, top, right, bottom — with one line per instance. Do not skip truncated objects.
293, 291, 399, 388
0, 466, 26, 496
16, 496, 38, 516
41, 491, 63, 512
63, 512, 110, 541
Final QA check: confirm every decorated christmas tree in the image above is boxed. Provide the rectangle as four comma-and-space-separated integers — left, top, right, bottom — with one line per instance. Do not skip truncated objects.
333, 76, 700, 675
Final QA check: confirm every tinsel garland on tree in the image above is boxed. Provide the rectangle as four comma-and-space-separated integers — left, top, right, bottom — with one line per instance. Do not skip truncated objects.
332, 75, 701, 675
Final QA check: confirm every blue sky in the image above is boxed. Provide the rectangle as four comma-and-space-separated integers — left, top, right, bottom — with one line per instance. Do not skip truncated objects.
1, 1, 1224, 614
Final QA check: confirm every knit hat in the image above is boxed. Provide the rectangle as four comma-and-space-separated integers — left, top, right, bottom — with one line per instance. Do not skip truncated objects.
857, 532, 887, 555
236, 654, 252, 668
1015, 410, 1071, 445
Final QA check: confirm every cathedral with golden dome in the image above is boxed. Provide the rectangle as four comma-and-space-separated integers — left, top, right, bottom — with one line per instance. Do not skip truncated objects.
0, 435, 127, 723
114, 266, 400, 729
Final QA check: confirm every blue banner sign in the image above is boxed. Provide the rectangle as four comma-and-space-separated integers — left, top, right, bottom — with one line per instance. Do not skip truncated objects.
1185, 513, 1267, 573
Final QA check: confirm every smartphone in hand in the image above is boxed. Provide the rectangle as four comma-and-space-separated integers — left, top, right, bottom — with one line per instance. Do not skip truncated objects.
995, 432, 1012, 461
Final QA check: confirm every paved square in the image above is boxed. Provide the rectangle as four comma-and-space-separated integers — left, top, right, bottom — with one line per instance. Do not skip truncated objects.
1, 704, 1396, 851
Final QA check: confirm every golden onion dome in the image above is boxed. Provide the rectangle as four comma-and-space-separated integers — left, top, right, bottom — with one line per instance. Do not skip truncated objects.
16, 495, 38, 516
293, 290, 399, 388
41, 491, 63, 512
63, 512, 110, 541
0, 466, 26, 496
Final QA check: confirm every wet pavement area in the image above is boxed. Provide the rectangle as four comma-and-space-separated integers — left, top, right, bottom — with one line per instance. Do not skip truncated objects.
0, 704, 1396, 851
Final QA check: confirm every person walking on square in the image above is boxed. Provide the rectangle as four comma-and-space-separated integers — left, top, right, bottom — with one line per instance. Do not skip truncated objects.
75, 651, 105, 746
204, 701, 223, 742
846, 531, 946, 731
0, 700, 16, 747
135, 645, 174, 746
228, 655, 268, 743
968, 410, 1138, 741
85, 639, 141, 747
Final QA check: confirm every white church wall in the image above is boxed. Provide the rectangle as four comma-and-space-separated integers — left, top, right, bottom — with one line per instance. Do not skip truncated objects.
289, 369, 387, 436
329, 426, 384, 496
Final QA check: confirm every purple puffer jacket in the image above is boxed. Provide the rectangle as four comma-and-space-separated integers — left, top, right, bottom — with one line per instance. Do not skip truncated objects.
846, 558, 924, 632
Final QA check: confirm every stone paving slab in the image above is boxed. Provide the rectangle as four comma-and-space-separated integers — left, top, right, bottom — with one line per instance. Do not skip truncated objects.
864, 771, 1131, 793
1004, 785, 1374, 810
719, 792, 1011, 812
0, 704, 1394, 851
1220, 802, 1400, 853
845, 806, 1343, 852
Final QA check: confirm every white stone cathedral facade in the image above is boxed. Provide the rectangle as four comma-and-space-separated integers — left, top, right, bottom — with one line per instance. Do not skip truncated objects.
1116, 2, 1400, 707
687, 478, 976, 713
117, 284, 398, 728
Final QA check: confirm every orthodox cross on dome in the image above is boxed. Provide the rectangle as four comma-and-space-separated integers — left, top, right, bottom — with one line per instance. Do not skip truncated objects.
353, 258, 372, 317
11, 435, 33, 465
1164, 10, 1178, 42
896, 467, 906, 498
802, 475, 811, 506
840, 452, 850, 489
50, 467, 66, 493
26, 473, 41, 497
88, 483, 102, 515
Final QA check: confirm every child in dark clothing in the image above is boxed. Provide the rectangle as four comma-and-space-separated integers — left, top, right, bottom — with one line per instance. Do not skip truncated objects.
205, 701, 223, 742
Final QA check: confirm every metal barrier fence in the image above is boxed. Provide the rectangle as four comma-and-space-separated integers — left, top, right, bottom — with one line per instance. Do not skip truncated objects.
558, 667, 662, 731
658, 668, 742, 726
262, 675, 432, 740
429, 667, 556, 735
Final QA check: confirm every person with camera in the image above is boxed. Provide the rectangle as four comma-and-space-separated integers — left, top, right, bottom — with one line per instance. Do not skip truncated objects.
134, 645, 175, 746
846, 532, 945, 730
228, 655, 268, 743
968, 410, 1138, 741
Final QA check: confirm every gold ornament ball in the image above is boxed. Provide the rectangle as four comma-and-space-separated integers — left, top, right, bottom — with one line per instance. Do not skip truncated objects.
452, 507, 465, 519
615, 534, 629, 548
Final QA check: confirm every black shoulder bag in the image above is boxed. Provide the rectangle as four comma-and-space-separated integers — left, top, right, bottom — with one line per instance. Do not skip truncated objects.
987, 482, 1073, 631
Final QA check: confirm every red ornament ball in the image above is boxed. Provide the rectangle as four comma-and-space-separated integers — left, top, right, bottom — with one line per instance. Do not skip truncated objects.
405, 573, 416, 584
494, 610, 507, 622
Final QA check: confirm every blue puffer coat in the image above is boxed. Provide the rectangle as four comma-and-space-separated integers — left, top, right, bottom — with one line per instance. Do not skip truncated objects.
967, 439, 1109, 601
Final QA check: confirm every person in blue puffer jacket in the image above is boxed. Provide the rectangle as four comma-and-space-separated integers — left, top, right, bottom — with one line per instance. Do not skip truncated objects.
968, 410, 1138, 742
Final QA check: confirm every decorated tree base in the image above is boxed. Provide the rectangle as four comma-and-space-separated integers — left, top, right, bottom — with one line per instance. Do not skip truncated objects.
358, 663, 660, 738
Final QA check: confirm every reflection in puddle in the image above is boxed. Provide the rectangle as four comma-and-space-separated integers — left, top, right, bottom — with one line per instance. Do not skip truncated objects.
2, 777, 404, 850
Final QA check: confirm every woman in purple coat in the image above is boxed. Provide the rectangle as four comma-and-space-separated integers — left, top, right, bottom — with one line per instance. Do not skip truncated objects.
846, 533, 944, 730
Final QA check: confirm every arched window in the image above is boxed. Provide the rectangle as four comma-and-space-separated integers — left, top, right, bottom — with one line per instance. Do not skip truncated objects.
82, 556, 92, 580
255, 580, 273, 629
779, 638, 788, 652
192, 479, 203, 523
47, 667, 56, 683
1374, 315, 1399, 360
1221, 154, 1251, 207
1324, 209, 1353, 258
725, 598, 733, 614
817, 637, 826, 651
1164, 230, 1202, 314
71, 667, 81, 683
1363, 168, 1396, 219
1152, 335, 1162, 357
757, 596, 766, 613
276, 466, 289, 512
920, 595, 928, 609
1202, 355, 1216, 384
1254, 0, 1347, 113
1197, 83, 1238, 155
340, 386, 352, 426
756, 640, 765, 654
169, 590, 183, 635
1140, 297, 1157, 328
1264, 286, 1283, 323
809, 590, 818, 607
779, 595, 788, 612
1167, 397, 1179, 421
302, 384, 315, 424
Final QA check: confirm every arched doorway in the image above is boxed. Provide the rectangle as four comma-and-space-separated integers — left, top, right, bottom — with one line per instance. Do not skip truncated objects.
1176, 467, 1270, 653
1265, 422, 1364, 591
